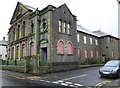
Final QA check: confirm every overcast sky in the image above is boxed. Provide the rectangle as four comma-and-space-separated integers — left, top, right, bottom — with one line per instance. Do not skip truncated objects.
0, 0, 118, 40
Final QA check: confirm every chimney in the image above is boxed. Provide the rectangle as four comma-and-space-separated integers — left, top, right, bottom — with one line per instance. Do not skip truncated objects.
3, 37, 5, 40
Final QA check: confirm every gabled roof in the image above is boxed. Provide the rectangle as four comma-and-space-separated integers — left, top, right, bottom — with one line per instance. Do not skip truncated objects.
56, 4, 77, 21
10, 2, 36, 24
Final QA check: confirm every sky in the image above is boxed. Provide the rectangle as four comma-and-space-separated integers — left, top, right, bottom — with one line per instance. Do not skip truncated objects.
0, 0, 118, 40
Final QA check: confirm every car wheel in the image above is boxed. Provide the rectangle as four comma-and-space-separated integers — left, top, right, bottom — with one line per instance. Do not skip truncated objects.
115, 72, 119, 78
100, 75, 103, 78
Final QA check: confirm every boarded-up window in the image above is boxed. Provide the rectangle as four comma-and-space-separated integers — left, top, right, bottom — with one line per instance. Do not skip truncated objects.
91, 51, 94, 57
67, 42, 73, 55
12, 47, 14, 59
57, 40, 64, 54
30, 42, 34, 56
84, 49, 88, 58
17, 46, 19, 58
22, 44, 25, 57
96, 51, 98, 58
77, 48, 80, 58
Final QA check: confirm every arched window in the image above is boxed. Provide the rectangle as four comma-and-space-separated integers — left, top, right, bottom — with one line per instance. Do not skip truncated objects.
111, 50, 114, 58
59, 20, 62, 32
90, 51, 94, 57
67, 22, 71, 34
30, 42, 34, 56
67, 42, 73, 55
17, 46, 19, 59
57, 40, 64, 54
22, 44, 25, 57
23, 21, 26, 37
63, 21, 66, 33
31, 21, 34, 33
84, 49, 88, 58
12, 28, 15, 41
96, 51, 98, 58
17, 25, 20, 39
77, 48, 80, 59
11, 47, 14, 59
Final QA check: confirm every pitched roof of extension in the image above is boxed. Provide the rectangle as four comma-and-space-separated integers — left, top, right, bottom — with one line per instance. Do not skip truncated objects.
77, 25, 99, 37
77, 25, 119, 39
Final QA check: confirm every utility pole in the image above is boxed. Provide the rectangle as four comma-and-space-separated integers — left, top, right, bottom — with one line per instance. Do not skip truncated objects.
117, 0, 120, 58
117, 0, 120, 38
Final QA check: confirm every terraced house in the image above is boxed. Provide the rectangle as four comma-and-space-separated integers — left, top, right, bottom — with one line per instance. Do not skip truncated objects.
7, 2, 120, 74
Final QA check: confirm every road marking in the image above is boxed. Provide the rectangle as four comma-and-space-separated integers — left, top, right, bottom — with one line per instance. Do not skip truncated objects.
52, 81, 59, 84
40, 80, 45, 82
74, 83, 83, 86
95, 80, 111, 88
65, 82, 73, 84
2, 74, 25, 80
69, 85, 75, 87
45, 80, 51, 83
61, 83, 69, 86
58, 74, 87, 81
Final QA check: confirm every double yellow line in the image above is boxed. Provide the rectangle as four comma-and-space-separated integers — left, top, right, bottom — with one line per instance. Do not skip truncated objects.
1, 73, 57, 80
95, 80, 111, 88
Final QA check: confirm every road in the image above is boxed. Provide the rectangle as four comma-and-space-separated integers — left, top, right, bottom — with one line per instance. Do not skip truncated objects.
1, 66, 118, 88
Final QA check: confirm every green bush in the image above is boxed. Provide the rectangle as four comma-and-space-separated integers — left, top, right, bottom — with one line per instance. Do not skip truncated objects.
16, 59, 24, 66
0, 59, 2, 65
79, 57, 102, 65
79, 59, 86, 65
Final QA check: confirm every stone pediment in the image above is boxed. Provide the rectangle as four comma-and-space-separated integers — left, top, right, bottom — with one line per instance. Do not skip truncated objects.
10, 2, 31, 24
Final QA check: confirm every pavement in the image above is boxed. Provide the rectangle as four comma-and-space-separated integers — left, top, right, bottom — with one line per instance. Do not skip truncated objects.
1, 64, 104, 80
105, 78, 120, 87
2, 64, 120, 87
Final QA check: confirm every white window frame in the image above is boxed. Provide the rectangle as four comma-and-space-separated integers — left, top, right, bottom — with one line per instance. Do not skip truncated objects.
90, 38, 93, 45
84, 36, 87, 44
95, 39, 98, 46
59, 20, 62, 32
67, 23, 70, 34
77, 34, 80, 42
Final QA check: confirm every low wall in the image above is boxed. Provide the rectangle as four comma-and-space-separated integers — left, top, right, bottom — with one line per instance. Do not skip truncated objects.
50, 62, 78, 72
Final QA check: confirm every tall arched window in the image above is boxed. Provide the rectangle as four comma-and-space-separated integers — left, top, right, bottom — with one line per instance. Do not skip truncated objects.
31, 21, 34, 33
30, 42, 34, 56
23, 21, 26, 37
17, 25, 20, 39
67, 42, 73, 55
57, 40, 64, 54
17, 46, 19, 59
12, 47, 14, 59
96, 51, 98, 58
22, 44, 25, 57
84, 49, 88, 58
67, 22, 71, 34
77, 48, 80, 59
59, 20, 62, 32
90, 51, 94, 57
12, 28, 15, 41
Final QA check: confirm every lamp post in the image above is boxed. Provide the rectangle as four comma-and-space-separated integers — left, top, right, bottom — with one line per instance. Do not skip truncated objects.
117, 0, 120, 38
